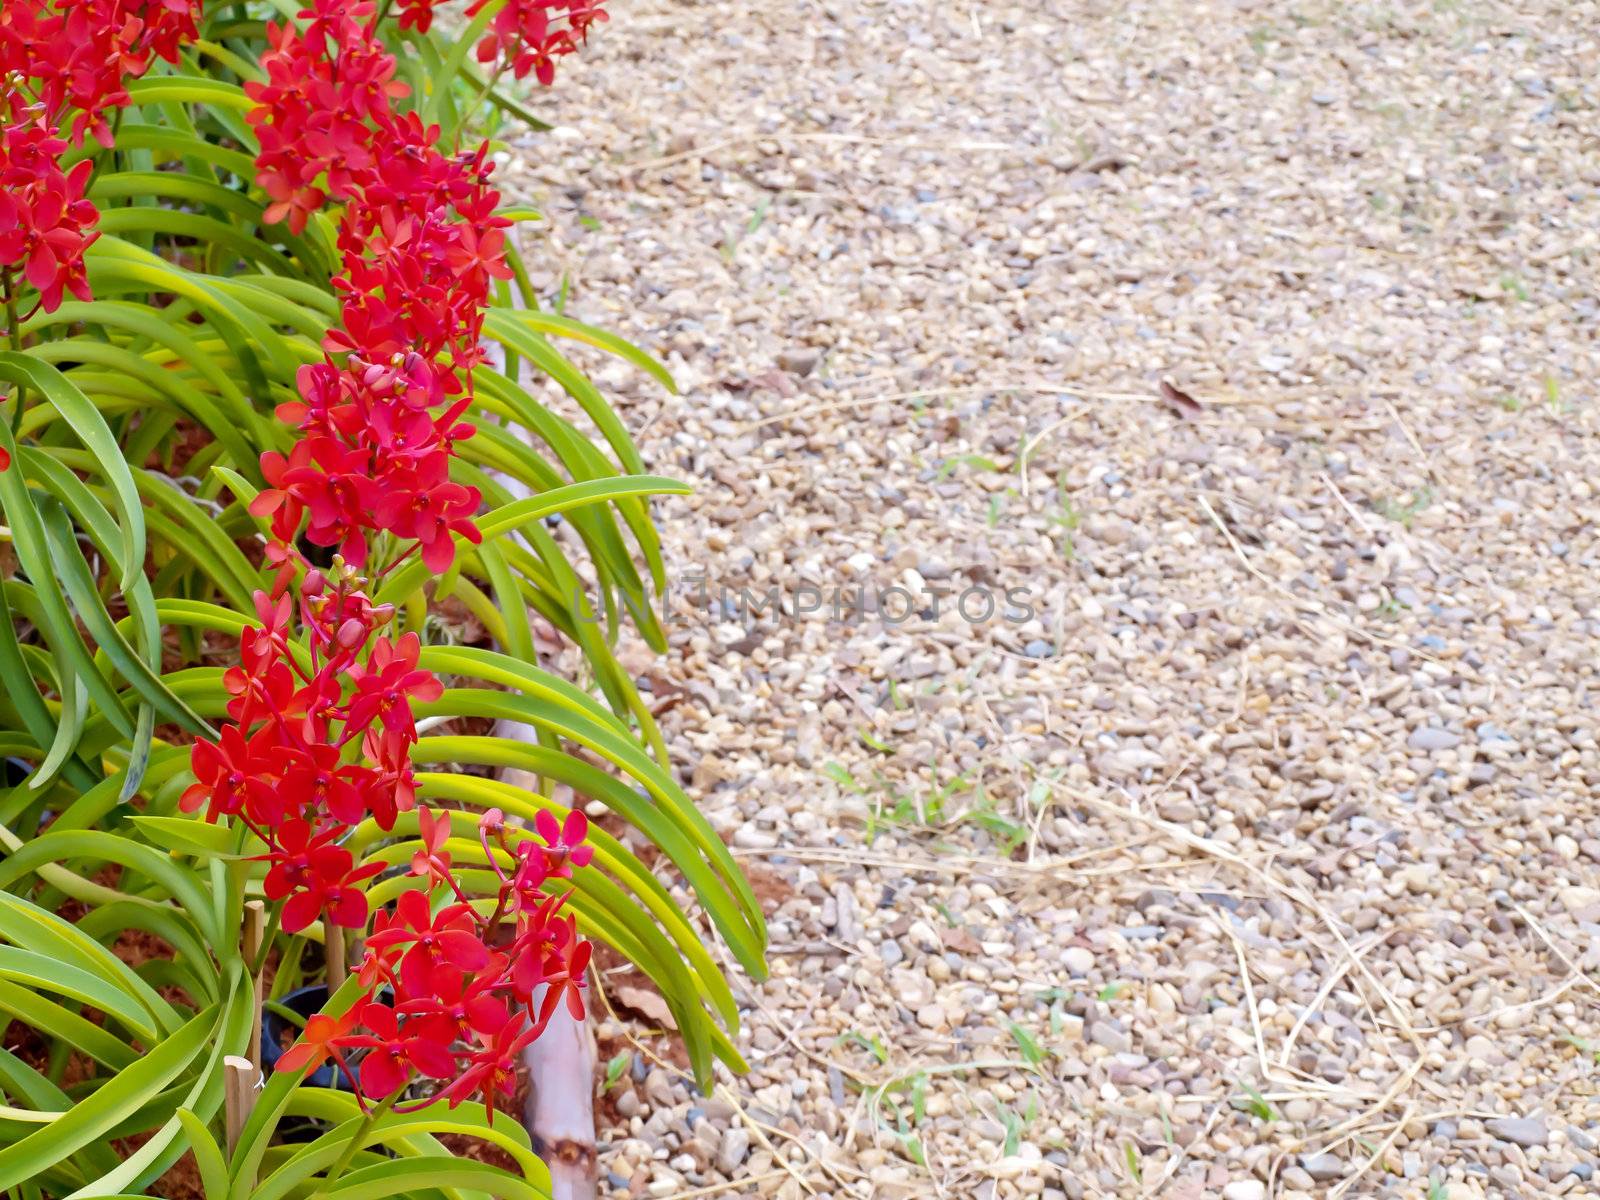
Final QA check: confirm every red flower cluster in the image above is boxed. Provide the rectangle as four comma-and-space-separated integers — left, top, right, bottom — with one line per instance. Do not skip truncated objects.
252, 355, 483, 572
183, 575, 435, 933
244, 1, 407, 236
0, 0, 200, 315
468, 0, 608, 86
0, 115, 97, 315
193, 546, 595, 1113
278, 807, 593, 1114
244, 1, 522, 575
212, 0, 599, 1116
0, 0, 201, 148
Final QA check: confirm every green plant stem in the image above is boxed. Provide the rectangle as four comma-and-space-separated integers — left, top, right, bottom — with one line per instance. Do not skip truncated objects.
323, 1090, 399, 1186
3, 270, 24, 436
459, 62, 510, 136
270, 936, 307, 1000
262, 998, 307, 1029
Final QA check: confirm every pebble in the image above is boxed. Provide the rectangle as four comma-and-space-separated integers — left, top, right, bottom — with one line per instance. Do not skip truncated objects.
1486, 1117, 1548, 1148
1299, 1153, 1342, 1182
915, 1003, 948, 1030
717, 1126, 751, 1174
1407, 727, 1462, 752
644, 1069, 675, 1108
1086, 1021, 1131, 1053
1062, 946, 1095, 976
777, 348, 821, 376
1223, 1182, 1266, 1200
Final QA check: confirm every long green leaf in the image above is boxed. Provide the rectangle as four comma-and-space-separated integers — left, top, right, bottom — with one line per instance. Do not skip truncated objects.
176, 1109, 229, 1200
0, 421, 135, 748
0, 830, 222, 950
38, 497, 212, 735
513, 311, 676, 393
0, 1005, 216, 1192
322, 1157, 549, 1200
0, 353, 144, 591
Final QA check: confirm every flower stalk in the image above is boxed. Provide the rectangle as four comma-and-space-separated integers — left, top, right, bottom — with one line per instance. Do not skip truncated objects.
324, 1089, 401, 1185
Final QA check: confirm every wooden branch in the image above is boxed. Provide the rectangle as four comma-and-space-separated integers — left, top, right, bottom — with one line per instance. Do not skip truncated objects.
522, 983, 598, 1200
325, 923, 346, 992
502, 742, 598, 1200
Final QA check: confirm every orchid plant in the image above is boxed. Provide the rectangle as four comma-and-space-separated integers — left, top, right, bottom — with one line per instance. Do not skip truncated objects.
0, 1, 762, 1196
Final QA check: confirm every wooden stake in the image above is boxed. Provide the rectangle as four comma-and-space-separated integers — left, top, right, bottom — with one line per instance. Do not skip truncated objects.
243, 900, 265, 1073
224, 1055, 256, 1156
325, 923, 346, 992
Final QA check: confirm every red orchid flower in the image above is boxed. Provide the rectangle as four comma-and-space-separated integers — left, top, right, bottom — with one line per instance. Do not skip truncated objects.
346, 632, 443, 741
532, 808, 594, 878
279, 744, 373, 827
522, 915, 592, 1029
338, 1000, 456, 1098
395, 963, 510, 1046
261, 819, 382, 933
411, 807, 451, 888
432, 1019, 539, 1123
360, 725, 417, 827
181, 723, 277, 823
274, 1006, 359, 1080
370, 459, 482, 574
365, 888, 490, 998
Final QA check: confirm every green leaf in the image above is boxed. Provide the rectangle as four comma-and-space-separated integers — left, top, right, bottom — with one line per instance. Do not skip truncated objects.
322, 1157, 549, 1200
0, 829, 223, 950
0, 946, 160, 1044
250, 1096, 550, 1200
1007, 1022, 1046, 1069
424, 0, 506, 125
125, 75, 255, 112
400, 771, 738, 1030
475, 475, 690, 540
0, 422, 135, 748
514, 311, 677, 393
38, 496, 212, 735
176, 1109, 229, 1200
0, 892, 184, 1034
126, 815, 241, 858
0, 579, 89, 790
482, 310, 647, 474
72, 973, 253, 1196
0, 353, 144, 592
0, 976, 138, 1069
0, 1005, 217, 1192
604, 1051, 631, 1090
412, 693, 766, 980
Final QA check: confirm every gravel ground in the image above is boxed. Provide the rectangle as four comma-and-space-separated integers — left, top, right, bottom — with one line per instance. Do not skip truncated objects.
498, 1, 1600, 1196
